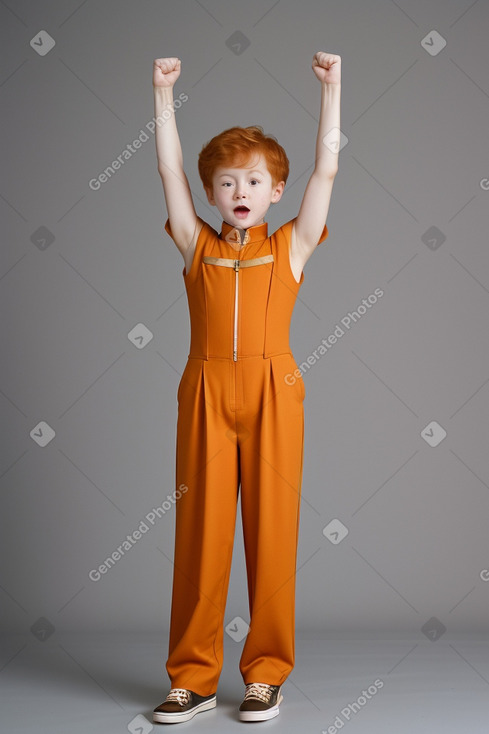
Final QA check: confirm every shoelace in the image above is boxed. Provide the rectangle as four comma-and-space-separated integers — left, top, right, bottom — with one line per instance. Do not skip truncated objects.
165, 688, 191, 706
243, 682, 275, 704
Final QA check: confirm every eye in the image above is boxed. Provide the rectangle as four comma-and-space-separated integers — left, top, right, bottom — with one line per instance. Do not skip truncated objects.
221, 182, 233, 187
250, 179, 259, 185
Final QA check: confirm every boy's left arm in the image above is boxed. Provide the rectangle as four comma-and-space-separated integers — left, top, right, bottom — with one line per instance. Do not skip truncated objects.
293, 52, 341, 259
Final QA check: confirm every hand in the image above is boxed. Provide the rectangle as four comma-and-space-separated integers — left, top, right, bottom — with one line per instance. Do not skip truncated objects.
153, 57, 181, 88
312, 52, 341, 85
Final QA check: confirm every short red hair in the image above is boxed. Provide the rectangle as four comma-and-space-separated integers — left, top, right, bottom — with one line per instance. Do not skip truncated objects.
198, 125, 289, 191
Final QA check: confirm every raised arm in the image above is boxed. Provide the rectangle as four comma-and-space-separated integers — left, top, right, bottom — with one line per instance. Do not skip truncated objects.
293, 52, 341, 261
153, 57, 203, 256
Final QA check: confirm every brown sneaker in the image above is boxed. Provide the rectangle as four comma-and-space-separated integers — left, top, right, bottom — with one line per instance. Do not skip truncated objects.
153, 688, 216, 724
238, 682, 283, 722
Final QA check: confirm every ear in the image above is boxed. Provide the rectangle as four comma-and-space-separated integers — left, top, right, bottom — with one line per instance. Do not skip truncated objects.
204, 186, 216, 206
271, 181, 285, 204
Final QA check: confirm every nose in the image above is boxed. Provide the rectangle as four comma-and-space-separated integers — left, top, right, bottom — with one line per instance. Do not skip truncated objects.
234, 187, 246, 199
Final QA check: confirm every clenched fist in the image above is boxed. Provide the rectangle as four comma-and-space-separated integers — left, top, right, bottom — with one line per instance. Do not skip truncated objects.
312, 52, 341, 85
153, 57, 181, 88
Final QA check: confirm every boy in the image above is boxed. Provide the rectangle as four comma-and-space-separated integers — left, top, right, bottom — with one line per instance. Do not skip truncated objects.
152, 51, 340, 724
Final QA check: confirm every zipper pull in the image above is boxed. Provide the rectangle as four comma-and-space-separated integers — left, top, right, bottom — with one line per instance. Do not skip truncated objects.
234, 259, 240, 271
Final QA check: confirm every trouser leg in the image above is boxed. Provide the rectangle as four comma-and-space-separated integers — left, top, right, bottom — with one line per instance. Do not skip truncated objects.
165, 358, 239, 696
238, 355, 305, 685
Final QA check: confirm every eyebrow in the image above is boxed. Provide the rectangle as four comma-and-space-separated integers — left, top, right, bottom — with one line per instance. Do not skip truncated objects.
217, 170, 264, 177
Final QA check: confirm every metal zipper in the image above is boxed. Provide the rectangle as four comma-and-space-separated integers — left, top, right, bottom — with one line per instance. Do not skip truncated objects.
233, 259, 240, 361
201, 253, 274, 362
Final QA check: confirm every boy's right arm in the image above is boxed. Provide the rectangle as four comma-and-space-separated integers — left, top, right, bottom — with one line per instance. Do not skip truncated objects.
153, 57, 203, 258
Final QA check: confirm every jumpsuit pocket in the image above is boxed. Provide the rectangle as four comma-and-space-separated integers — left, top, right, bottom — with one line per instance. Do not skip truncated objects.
176, 360, 192, 405
177, 358, 204, 406
278, 354, 306, 404
296, 371, 306, 402
289, 356, 305, 402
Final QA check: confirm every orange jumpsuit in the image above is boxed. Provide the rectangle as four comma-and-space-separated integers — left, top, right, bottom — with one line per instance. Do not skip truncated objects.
164, 216, 328, 696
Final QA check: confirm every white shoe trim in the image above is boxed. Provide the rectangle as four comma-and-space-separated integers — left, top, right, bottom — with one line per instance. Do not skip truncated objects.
238, 692, 283, 722
153, 695, 216, 723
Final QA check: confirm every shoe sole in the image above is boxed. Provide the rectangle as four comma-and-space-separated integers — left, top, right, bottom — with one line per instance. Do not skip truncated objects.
238, 693, 283, 722
153, 695, 216, 724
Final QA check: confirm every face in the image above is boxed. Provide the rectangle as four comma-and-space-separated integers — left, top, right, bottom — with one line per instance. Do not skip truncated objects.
205, 153, 285, 229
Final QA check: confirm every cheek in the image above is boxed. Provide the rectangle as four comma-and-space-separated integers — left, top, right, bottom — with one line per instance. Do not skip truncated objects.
213, 190, 225, 204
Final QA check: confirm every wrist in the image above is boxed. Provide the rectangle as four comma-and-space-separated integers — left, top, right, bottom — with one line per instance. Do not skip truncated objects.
154, 85, 175, 97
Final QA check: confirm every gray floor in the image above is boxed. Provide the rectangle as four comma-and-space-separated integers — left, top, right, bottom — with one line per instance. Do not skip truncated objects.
1, 631, 488, 732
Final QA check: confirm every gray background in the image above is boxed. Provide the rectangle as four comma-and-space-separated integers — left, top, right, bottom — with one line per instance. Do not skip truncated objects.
1, 0, 489, 648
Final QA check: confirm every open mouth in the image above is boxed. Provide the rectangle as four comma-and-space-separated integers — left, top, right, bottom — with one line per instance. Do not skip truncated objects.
234, 206, 250, 218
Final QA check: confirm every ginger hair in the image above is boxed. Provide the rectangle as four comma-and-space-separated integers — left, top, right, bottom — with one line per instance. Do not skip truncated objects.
198, 125, 289, 191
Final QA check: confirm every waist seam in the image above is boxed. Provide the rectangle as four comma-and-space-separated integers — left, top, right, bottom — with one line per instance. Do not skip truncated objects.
187, 351, 293, 361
